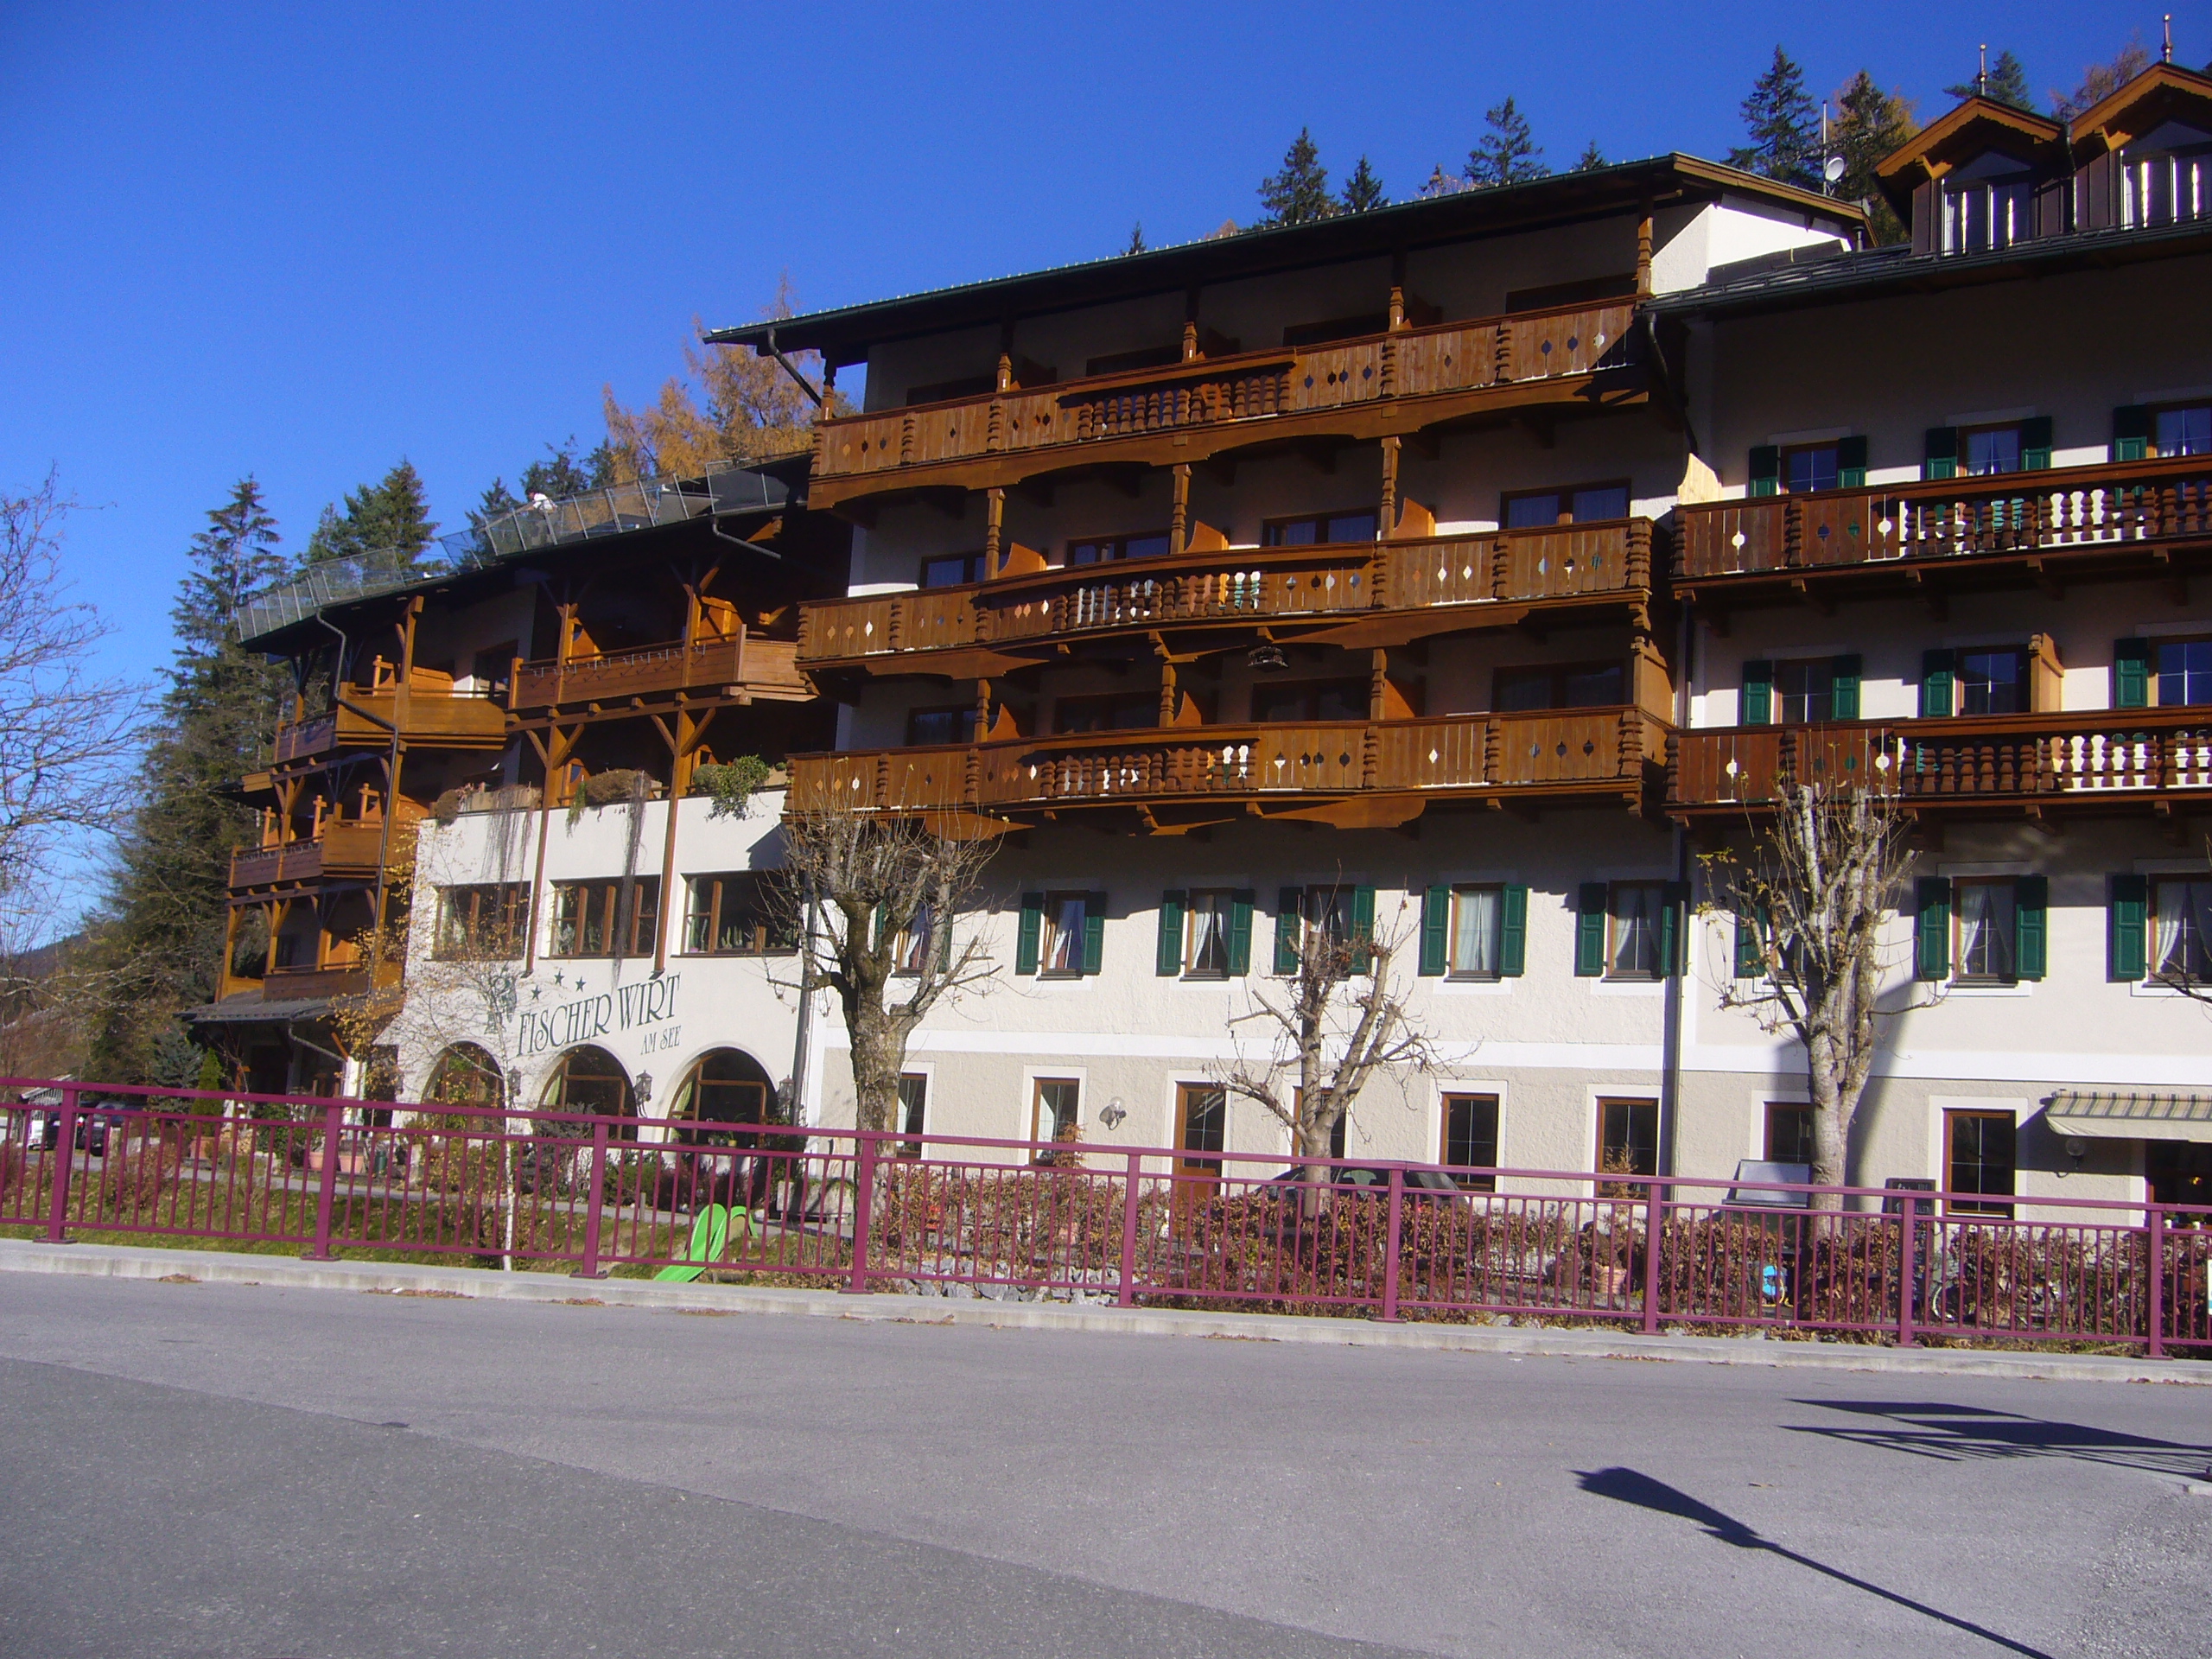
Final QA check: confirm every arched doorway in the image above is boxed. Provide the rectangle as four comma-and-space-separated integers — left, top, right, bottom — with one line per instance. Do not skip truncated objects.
669, 1047, 773, 1130
537, 1045, 633, 1116
667, 1046, 793, 1216
426, 1043, 505, 1108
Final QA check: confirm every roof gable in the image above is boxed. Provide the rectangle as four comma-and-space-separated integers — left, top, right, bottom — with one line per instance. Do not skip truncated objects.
2069, 62, 2212, 159
1874, 98, 2063, 214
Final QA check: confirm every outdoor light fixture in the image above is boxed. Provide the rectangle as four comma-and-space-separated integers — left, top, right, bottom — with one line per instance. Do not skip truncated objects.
1247, 645, 1288, 672
1100, 1096, 1127, 1129
635, 1071, 652, 1105
2063, 1135, 2088, 1174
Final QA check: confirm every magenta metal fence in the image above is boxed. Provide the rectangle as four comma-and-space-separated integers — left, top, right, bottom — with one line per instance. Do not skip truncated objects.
2, 1079, 2206, 1356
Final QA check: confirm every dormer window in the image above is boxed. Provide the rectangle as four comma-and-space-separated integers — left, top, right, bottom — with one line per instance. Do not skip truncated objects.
2120, 121, 2212, 227
1941, 152, 2034, 252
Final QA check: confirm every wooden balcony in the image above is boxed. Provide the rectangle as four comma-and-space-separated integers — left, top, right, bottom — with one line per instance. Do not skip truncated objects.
272, 689, 508, 767
510, 631, 810, 713
1669, 709, 2212, 819
798, 520, 1657, 674
258, 965, 373, 1001
228, 823, 389, 893
1674, 455, 2212, 607
791, 707, 1667, 833
808, 300, 1641, 508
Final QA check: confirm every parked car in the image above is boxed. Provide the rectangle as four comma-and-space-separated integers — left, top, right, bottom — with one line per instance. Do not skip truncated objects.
1263, 1162, 1466, 1198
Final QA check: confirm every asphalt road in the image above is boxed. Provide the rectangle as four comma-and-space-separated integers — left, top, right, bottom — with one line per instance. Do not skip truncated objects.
0, 1274, 2206, 1659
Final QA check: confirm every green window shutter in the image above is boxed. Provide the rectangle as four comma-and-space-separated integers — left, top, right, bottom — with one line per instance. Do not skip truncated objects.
1914, 877, 1951, 981
1274, 887, 1303, 975
2014, 874, 2048, 981
1156, 891, 1186, 976
1082, 893, 1107, 975
1742, 659, 1775, 726
2020, 416, 2053, 471
1499, 884, 1529, 977
1227, 890, 1255, 975
2113, 637, 2151, 709
1920, 648, 1955, 719
1748, 445, 1780, 498
2113, 404, 2151, 462
1015, 893, 1043, 976
1351, 885, 1377, 973
1923, 426, 1959, 481
1734, 911, 1762, 978
1660, 881, 1688, 977
937, 908, 953, 973
2110, 874, 2148, 981
1574, 883, 1608, 976
1836, 435, 1869, 489
1830, 653, 1862, 721
1418, 885, 1449, 976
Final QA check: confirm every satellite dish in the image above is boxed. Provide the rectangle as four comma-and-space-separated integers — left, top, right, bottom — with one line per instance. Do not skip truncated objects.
1824, 154, 1847, 184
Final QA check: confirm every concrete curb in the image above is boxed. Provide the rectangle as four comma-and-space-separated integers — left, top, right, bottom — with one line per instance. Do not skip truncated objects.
4, 1237, 2205, 1386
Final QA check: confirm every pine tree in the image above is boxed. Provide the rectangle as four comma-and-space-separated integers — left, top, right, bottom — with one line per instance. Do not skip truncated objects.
1728, 46, 1820, 190
1256, 128, 1334, 226
302, 461, 439, 565
1339, 156, 1387, 213
1833, 71, 1917, 244
84, 480, 294, 1083
1944, 48, 2031, 111
1123, 222, 1147, 255
1574, 141, 1607, 172
1466, 98, 1548, 187
519, 441, 607, 501
475, 479, 522, 523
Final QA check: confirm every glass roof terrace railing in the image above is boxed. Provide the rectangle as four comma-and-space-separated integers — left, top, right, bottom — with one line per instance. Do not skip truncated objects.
235, 461, 794, 645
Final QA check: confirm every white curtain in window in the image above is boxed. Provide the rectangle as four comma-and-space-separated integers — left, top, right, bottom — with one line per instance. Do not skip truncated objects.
1452, 888, 1498, 974
2154, 880, 2212, 980
1046, 897, 1084, 971
1611, 886, 1653, 976
1957, 882, 2014, 979
1188, 897, 1226, 973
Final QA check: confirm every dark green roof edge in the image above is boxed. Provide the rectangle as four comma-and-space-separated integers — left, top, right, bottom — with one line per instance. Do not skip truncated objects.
710, 155, 1864, 364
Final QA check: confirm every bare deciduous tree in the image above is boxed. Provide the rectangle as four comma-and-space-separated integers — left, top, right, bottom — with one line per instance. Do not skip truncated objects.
772, 812, 997, 1135
1218, 893, 1434, 1208
1702, 781, 1916, 1203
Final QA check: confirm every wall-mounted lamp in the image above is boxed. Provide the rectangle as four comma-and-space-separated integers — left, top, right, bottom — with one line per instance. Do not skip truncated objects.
635, 1071, 653, 1107
2063, 1135, 2088, 1175
1100, 1096, 1127, 1130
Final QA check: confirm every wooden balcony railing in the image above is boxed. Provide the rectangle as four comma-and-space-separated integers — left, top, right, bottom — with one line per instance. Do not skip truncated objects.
1674, 455, 2212, 588
510, 631, 807, 711
1669, 709, 2212, 812
812, 300, 1637, 492
790, 707, 1664, 820
271, 688, 507, 766
228, 823, 389, 890
797, 521, 1655, 666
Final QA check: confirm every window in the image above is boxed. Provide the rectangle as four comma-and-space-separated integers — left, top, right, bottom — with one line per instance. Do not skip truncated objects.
920, 551, 986, 588
1783, 444, 1839, 496
1031, 1077, 1080, 1157
1441, 1094, 1500, 1191
1039, 893, 1090, 976
894, 1074, 927, 1158
1185, 890, 1233, 976
1449, 887, 1503, 979
893, 903, 935, 975
2154, 404, 2212, 459
1276, 884, 1373, 977
2120, 129, 2212, 228
1502, 482, 1630, 528
1016, 891, 1103, 977
550, 878, 659, 958
1492, 661, 1624, 712
906, 707, 972, 747
1053, 691, 1157, 734
1957, 647, 2027, 715
1598, 1097, 1659, 1185
1068, 531, 1170, 566
1252, 677, 1368, 723
470, 643, 518, 696
1764, 1103, 1814, 1167
1773, 658, 1833, 724
1961, 423, 2022, 477
1953, 878, 2017, 984
2152, 878, 2212, 986
1608, 883, 1666, 980
435, 884, 527, 960
1943, 1109, 2015, 1217
2155, 639, 2212, 707
1175, 1083, 1226, 1179
683, 873, 791, 956
1941, 160, 2033, 252
1262, 510, 1379, 546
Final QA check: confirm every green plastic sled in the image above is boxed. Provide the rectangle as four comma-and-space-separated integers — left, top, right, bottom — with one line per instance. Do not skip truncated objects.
655, 1204, 731, 1282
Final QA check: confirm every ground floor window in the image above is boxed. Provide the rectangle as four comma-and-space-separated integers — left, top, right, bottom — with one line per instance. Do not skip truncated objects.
1764, 1103, 1814, 1166
895, 1074, 927, 1158
1176, 1084, 1225, 1179
1943, 1109, 2016, 1217
426, 1042, 505, 1108
2147, 1140, 2212, 1213
538, 1045, 633, 1116
1598, 1097, 1659, 1190
1441, 1094, 1500, 1191
1031, 1077, 1080, 1160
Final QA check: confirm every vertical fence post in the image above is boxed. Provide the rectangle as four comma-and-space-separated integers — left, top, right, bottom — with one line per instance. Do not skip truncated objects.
43, 1084, 79, 1244
1379, 1166, 1404, 1322
1117, 1149, 1142, 1308
573, 1120, 608, 1281
303, 1099, 343, 1262
2145, 1204, 2165, 1361
843, 1131, 876, 1294
1896, 1195, 1917, 1349
1640, 1176, 1663, 1336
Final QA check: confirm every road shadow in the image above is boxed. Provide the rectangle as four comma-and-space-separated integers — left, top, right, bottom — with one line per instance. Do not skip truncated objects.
1573, 1466, 2054, 1658
1784, 1399, 2212, 1479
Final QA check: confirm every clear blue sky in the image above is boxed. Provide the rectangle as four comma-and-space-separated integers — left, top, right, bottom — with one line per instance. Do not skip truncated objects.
0, 0, 2177, 695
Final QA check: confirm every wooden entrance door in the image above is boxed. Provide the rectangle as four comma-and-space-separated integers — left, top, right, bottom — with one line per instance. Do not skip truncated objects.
1175, 1084, 1226, 1185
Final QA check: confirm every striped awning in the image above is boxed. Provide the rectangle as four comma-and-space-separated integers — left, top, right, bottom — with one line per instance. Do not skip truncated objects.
2044, 1090, 2212, 1142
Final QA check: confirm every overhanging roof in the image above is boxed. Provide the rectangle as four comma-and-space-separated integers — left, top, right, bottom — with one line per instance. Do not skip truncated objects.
709, 156, 1864, 366
183, 995, 340, 1026
2044, 1090, 2212, 1142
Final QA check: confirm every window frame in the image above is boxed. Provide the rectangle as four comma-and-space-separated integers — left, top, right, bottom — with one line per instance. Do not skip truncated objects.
1260, 509, 1380, 547
1182, 889, 1235, 979
1955, 645, 2030, 716
681, 871, 791, 957
1764, 1103, 1815, 1167
1500, 480, 1633, 529
549, 877, 661, 960
1605, 881, 1667, 982
1052, 690, 1159, 734
905, 705, 975, 747
1778, 443, 1841, 496
1249, 676, 1370, 724
1491, 659, 1627, 714
434, 883, 527, 961
2151, 636, 2212, 709
2150, 401, 2212, 460
1770, 657, 1835, 725
1958, 421, 2025, 478
1066, 529, 1171, 567
1030, 1077, 1081, 1160
1951, 876, 2019, 986
894, 1073, 928, 1159
1037, 892, 1091, 978
1942, 1108, 2016, 1217
919, 550, 987, 589
1446, 885, 1504, 981
1440, 1093, 1500, 1192
2148, 875, 2212, 987
1597, 1096, 1660, 1190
